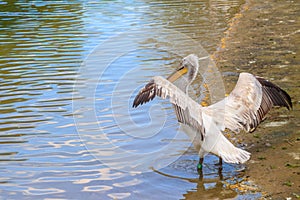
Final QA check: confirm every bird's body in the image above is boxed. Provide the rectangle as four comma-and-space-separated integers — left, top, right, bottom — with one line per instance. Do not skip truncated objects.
133, 54, 292, 169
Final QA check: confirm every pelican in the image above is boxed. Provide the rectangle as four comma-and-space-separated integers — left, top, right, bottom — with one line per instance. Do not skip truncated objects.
132, 54, 292, 170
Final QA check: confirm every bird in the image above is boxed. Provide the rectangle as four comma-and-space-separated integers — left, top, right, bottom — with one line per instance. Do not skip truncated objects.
132, 54, 292, 170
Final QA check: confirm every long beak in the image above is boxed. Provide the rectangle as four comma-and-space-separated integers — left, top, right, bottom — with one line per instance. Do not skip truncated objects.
167, 67, 188, 83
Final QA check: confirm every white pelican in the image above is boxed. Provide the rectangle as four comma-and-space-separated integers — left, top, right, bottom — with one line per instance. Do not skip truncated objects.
132, 54, 292, 170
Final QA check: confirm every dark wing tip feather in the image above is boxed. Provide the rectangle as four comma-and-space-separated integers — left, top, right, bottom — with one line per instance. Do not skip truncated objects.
256, 77, 292, 110
132, 81, 157, 108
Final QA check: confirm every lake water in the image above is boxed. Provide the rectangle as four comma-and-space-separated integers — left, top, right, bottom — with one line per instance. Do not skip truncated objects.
0, 1, 267, 199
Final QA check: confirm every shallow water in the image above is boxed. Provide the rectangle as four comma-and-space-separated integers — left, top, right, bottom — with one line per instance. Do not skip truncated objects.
0, 1, 271, 199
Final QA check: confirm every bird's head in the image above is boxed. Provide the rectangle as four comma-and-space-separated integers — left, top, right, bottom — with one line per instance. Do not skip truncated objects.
167, 54, 199, 91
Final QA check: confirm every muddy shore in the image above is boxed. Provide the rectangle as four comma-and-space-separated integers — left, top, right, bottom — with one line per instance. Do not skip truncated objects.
214, 0, 299, 199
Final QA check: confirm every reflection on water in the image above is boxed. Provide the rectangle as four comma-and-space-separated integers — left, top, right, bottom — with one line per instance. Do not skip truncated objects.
0, 0, 264, 199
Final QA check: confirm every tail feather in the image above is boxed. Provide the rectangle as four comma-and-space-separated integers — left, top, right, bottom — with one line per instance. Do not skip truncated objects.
201, 113, 251, 164
218, 143, 251, 164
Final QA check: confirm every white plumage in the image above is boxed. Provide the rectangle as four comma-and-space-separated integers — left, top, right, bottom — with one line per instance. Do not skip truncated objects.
133, 54, 292, 168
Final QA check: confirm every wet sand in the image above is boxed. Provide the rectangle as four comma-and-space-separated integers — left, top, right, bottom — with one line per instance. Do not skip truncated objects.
213, 0, 299, 199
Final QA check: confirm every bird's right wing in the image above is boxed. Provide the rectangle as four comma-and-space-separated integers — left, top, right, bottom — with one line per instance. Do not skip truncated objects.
133, 76, 205, 137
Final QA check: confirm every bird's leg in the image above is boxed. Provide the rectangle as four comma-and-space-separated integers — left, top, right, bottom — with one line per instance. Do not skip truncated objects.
214, 157, 223, 168
218, 163, 223, 180
197, 157, 204, 170
218, 157, 223, 168
197, 157, 204, 179
197, 150, 205, 177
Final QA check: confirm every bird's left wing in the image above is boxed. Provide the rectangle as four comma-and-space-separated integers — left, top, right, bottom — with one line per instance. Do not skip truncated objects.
203, 73, 292, 133
133, 76, 205, 136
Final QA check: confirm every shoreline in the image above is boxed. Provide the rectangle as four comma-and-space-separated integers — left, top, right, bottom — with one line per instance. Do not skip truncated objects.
212, 0, 299, 198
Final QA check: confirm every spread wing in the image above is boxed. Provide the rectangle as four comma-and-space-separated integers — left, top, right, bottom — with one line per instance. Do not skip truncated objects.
132, 72, 292, 164
203, 72, 292, 133
133, 76, 205, 137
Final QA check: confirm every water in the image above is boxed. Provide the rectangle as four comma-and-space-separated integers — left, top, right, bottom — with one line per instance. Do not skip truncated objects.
0, 0, 271, 199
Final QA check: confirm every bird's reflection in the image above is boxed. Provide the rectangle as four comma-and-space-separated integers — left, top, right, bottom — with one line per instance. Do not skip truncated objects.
185, 165, 238, 200
153, 161, 243, 200
197, 162, 223, 180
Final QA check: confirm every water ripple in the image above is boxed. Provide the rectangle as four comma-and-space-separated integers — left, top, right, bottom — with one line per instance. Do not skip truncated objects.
0, 0, 263, 199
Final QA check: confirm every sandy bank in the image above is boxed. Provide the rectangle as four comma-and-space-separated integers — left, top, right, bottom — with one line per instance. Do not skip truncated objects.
213, 0, 299, 199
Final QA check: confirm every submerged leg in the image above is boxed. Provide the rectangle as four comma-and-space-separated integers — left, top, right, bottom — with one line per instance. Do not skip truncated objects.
217, 157, 223, 179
